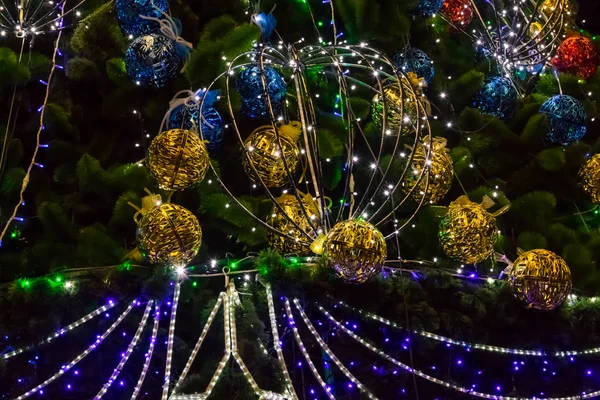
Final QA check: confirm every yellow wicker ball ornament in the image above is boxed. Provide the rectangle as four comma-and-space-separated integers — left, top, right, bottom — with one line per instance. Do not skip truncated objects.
403, 137, 453, 204
136, 202, 202, 266
242, 122, 301, 188
266, 192, 321, 255
147, 129, 210, 191
439, 196, 504, 264
508, 249, 572, 310
371, 73, 428, 136
323, 219, 387, 284
578, 154, 600, 203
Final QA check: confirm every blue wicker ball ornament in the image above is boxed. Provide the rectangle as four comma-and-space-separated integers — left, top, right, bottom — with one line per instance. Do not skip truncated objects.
125, 34, 183, 89
168, 103, 224, 152
392, 48, 434, 83
115, 0, 168, 36
414, 0, 446, 15
473, 77, 517, 121
540, 95, 587, 145
236, 65, 287, 119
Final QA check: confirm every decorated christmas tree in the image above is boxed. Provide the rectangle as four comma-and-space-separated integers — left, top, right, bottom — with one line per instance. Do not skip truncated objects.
1, 0, 600, 398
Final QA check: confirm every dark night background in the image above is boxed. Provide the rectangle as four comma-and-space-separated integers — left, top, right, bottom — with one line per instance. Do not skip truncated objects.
579, 1, 600, 32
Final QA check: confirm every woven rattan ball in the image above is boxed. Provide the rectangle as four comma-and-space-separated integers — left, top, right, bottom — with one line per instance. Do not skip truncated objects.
578, 155, 600, 203
403, 138, 453, 204
266, 193, 321, 255
137, 203, 202, 266
147, 129, 210, 191
323, 219, 387, 284
439, 197, 498, 264
509, 249, 572, 310
242, 123, 300, 188
371, 81, 420, 136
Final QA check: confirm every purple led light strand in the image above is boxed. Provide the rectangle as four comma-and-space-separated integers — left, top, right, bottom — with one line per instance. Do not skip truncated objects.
131, 303, 161, 400
4, 301, 118, 360
94, 301, 153, 399
162, 282, 181, 400
266, 285, 297, 400
172, 293, 225, 393
293, 299, 378, 399
283, 298, 335, 400
317, 304, 600, 400
14, 300, 136, 400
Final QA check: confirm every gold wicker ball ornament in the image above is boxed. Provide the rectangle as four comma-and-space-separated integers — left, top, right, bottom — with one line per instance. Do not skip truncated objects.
147, 129, 210, 191
137, 203, 202, 266
323, 219, 387, 284
371, 81, 419, 136
403, 137, 453, 204
242, 122, 301, 188
266, 192, 321, 255
439, 196, 498, 264
508, 249, 572, 310
578, 154, 600, 203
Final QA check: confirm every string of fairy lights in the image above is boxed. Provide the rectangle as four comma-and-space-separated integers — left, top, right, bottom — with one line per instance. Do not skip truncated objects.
131, 302, 161, 400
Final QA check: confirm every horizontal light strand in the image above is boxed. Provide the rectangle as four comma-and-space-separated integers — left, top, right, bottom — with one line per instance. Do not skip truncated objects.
318, 304, 600, 400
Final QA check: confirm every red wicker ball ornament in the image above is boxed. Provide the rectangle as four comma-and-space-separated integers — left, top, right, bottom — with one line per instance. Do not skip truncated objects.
441, 0, 473, 27
552, 36, 599, 79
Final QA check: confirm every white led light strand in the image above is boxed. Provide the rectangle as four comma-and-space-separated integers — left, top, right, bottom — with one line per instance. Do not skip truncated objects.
94, 301, 153, 399
283, 298, 334, 400
317, 304, 600, 400
172, 293, 225, 393
293, 298, 378, 400
4, 301, 118, 360
132, 303, 161, 400
14, 300, 136, 400
334, 300, 600, 357
162, 282, 181, 400
265, 285, 297, 400
170, 283, 289, 400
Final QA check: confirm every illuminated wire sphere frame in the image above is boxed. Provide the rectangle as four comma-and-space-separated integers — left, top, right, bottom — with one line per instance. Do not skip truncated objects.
323, 219, 387, 284
147, 129, 210, 191
115, 0, 169, 36
125, 34, 183, 89
461, 0, 571, 78
508, 249, 572, 310
236, 65, 287, 119
578, 154, 600, 204
441, 0, 473, 27
539, 94, 587, 145
392, 48, 435, 83
473, 77, 517, 121
197, 42, 433, 269
137, 203, 202, 266
371, 80, 422, 136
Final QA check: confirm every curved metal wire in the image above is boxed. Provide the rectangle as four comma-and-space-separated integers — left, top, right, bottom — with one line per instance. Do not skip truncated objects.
197, 42, 434, 249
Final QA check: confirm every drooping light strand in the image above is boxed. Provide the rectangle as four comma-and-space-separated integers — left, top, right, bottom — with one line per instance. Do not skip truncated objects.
334, 300, 600, 357
293, 299, 379, 400
14, 300, 136, 400
317, 304, 600, 400
4, 300, 118, 360
265, 284, 297, 399
94, 301, 153, 399
162, 283, 181, 400
283, 298, 334, 400
131, 303, 161, 400
172, 293, 225, 393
